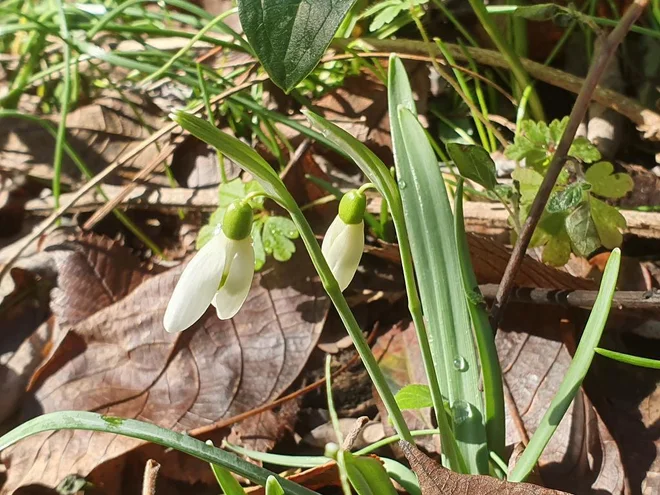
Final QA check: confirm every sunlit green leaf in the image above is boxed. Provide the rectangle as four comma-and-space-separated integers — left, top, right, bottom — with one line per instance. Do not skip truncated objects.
549, 117, 568, 145
266, 476, 285, 495
585, 161, 634, 199
446, 143, 498, 190
395, 384, 433, 410
566, 202, 600, 257
343, 451, 398, 495
590, 196, 626, 249
262, 216, 299, 262
512, 167, 544, 204
237, 0, 356, 92
569, 136, 601, 163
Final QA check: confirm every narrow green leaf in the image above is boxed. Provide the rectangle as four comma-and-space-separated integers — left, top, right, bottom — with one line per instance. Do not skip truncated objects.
344, 451, 398, 495
237, 0, 356, 92
395, 385, 433, 410
397, 107, 488, 474
595, 348, 660, 369
509, 248, 621, 482
446, 143, 498, 190
585, 161, 634, 199
266, 476, 285, 495
0, 412, 319, 495
380, 458, 421, 495
209, 454, 247, 495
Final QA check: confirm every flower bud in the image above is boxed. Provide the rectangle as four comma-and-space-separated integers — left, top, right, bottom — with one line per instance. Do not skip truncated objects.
222, 200, 253, 240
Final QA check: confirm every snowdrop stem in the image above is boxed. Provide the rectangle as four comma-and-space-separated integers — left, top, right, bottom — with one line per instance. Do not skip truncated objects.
357, 182, 377, 194
288, 207, 414, 443
243, 191, 274, 203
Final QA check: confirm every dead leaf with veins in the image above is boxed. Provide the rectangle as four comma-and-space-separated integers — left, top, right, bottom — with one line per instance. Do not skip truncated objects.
1, 241, 327, 493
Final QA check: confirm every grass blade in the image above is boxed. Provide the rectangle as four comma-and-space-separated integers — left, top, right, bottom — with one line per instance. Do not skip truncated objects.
0, 412, 318, 495
509, 248, 621, 482
595, 348, 660, 369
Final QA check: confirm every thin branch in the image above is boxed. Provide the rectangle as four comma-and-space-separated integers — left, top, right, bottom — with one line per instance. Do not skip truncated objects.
489, 0, 650, 328
142, 459, 160, 495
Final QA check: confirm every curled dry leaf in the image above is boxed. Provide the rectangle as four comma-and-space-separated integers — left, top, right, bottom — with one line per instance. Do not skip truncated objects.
1, 243, 327, 493
401, 441, 570, 494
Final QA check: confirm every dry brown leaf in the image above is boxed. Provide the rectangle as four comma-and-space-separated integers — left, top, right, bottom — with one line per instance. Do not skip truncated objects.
366, 234, 594, 290
227, 400, 300, 454
170, 135, 241, 188
49, 234, 155, 329
401, 441, 570, 494
1, 248, 327, 493
499, 307, 628, 494
0, 95, 162, 184
245, 462, 340, 494
372, 320, 439, 454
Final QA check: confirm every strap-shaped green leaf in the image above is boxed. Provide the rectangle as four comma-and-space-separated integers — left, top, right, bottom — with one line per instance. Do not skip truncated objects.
238, 0, 355, 92
0, 411, 319, 495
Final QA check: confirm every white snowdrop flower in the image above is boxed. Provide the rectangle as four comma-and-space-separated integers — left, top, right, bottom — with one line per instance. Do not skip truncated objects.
322, 190, 366, 292
164, 201, 255, 333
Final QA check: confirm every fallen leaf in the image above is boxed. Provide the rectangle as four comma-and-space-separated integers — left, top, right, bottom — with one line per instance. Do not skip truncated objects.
170, 136, 241, 188
227, 400, 300, 454
0, 95, 163, 184
1, 248, 327, 493
401, 441, 569, 494
245, 462, 340, 494
49, 234, 155, 328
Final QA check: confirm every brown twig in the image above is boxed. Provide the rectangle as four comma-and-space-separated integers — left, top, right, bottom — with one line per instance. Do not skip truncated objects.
141, 459, 161, 495
489, 0, 650, 328
480, 284, 660, 312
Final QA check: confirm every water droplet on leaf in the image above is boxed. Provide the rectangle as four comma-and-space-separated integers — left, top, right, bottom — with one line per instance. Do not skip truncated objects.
398, 180, 407, 190
451, 400, 473, 425
453, 356, 468, 372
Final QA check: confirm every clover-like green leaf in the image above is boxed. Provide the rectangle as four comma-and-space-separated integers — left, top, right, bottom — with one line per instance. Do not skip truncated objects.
512, 167, 544, 204
566, 202, 601, 257
238, 0, 356, 92
590, 196, 627, 249
568, 136, 601, 163
585, 161, 634, 199
394, 384, 433, 411
262, 216, 299, 262
447, 143, 498, 190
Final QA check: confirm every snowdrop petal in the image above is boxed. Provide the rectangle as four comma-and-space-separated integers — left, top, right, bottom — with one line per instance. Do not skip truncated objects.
214, 237, 255, 320
163, 232, 227, 333
322, 219, 364, 291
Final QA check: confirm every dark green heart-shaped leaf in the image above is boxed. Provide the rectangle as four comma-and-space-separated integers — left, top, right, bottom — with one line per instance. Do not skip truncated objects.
238, 0, 356, 92
447, 143, 498, 190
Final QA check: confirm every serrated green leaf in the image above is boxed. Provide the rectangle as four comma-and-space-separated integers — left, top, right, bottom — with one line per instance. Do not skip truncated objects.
546, 182, 584, 213
238, 0, 356, 92
585, 161, 634, 199
252, 220, 266, 271
569, 136, 601, 163
566, 202, 601, 257
512, 167, 544, 204
394, 384, 433, 410
523, 120, 550, 146
590, 196, 627, 249
219, 178, 248, 207
549, 117, 568, 145
504, 137, 535, 161
446, 143, 498, 190
262, 216, 299, 262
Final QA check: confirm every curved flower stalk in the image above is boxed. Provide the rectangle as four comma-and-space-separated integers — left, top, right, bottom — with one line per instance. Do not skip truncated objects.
322, 189, 366, 291
164, 200, 255, 333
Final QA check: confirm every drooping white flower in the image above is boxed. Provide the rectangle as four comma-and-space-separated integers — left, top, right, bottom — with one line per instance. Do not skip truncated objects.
163, 201, 255, 333
322, 190, 366, 292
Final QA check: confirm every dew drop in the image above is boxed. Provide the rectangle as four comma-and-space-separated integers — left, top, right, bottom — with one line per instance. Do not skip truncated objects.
398, 180, 407, 190
453, 356, 468, 372
451, 400, 473, 425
